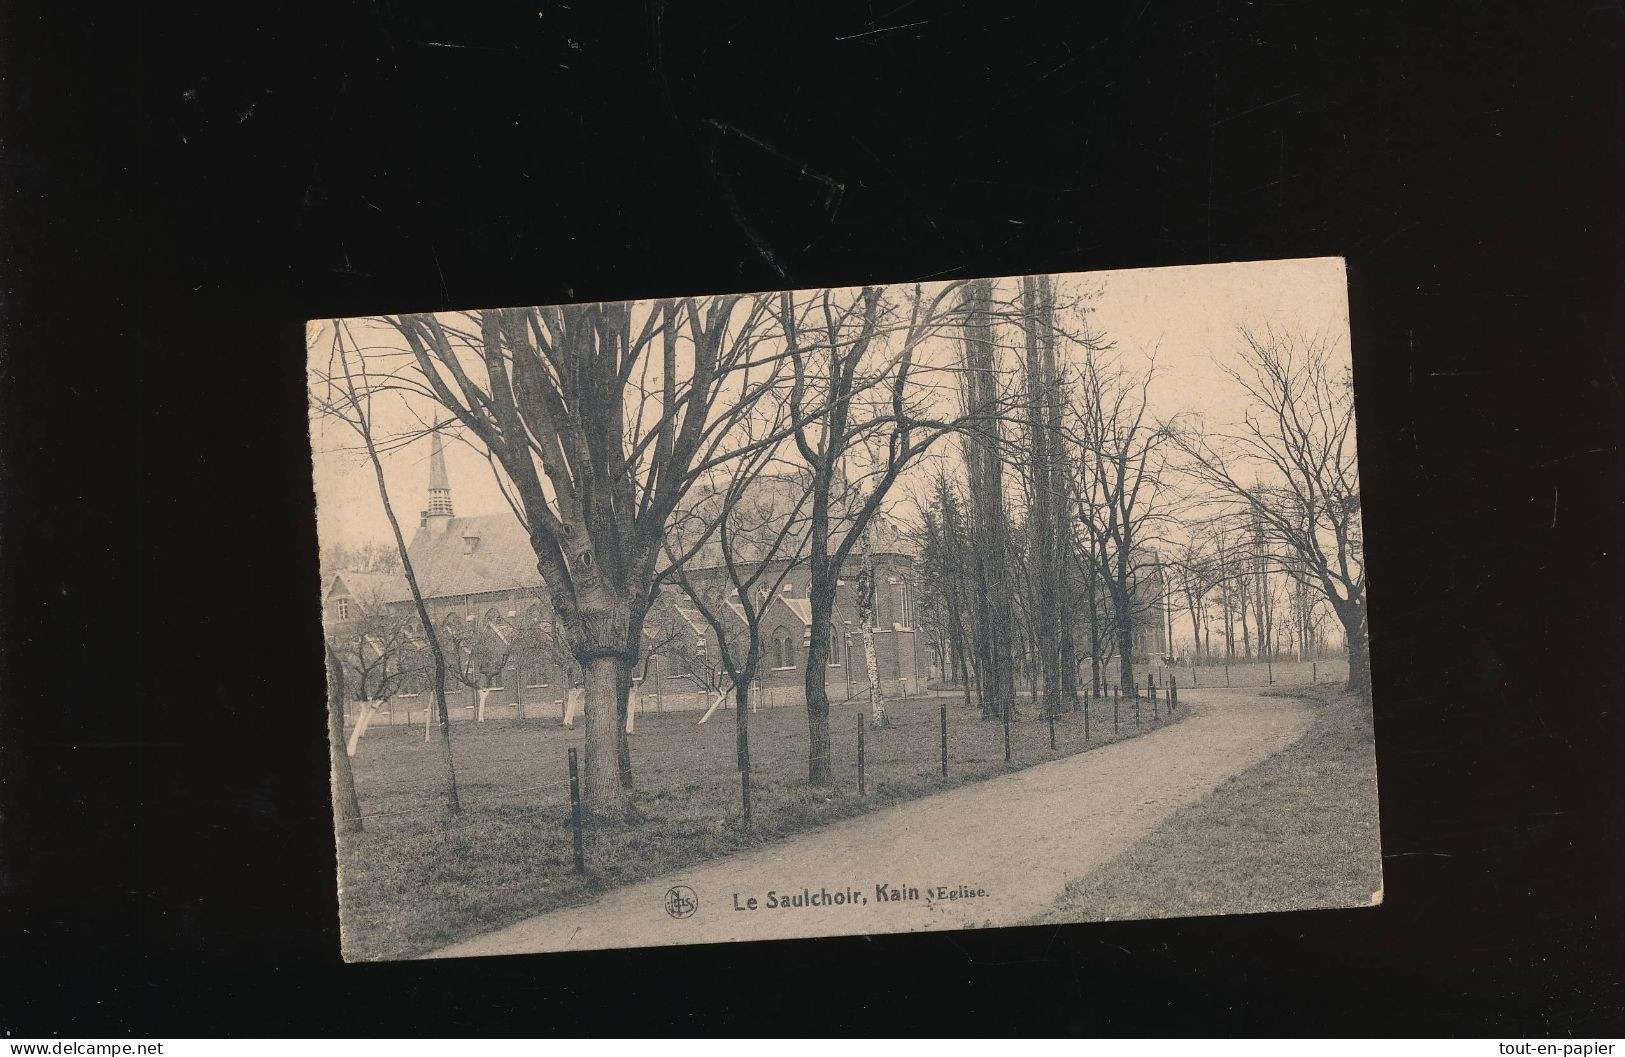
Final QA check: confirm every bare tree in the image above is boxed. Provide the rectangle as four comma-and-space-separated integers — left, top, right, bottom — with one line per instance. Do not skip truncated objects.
1169, 536, 1216, 661
433, 604, 521, 719
665, 445, 813, 826
1249, 508, 1278, 660
329, 590, 423, 706
313, 328, 462, 817
778, 283, 973, 782
915, 471, 975, 703
955, 278, 1020, 720
1017, 273, 1078, 716
1209, 521, 1251, 660
1070, 348, 1176, 695
383, 298, 790, 816
326, 640, 363, 835
658, 605, 732, 701
1175, 326, 1369, 695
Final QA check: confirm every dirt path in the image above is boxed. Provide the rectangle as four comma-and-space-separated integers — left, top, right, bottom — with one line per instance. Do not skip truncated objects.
425, 688, 1311, 959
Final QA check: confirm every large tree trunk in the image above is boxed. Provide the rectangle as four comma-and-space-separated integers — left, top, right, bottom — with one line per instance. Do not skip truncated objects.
958, 632, 973, 710
1059, 619, 1077, 707
1238, 577, 1253, 660
1222, 589, 1235, 659
614, 662, 635, 789
1020, 274, 1062, 718
803, 558, 836, 785
1114, 544, 1137, 693
1334, 597, 1371, 698
615, 601, 653, 790
735, 653, 757, 824
1087, 557, 1102, 693
960, 278, 1018, 720
326, 642, 363, 835
1254, 564, 1272, 661
580, 653, 632, 816
971, 549, 995, 714
1116, 602, 1136, 696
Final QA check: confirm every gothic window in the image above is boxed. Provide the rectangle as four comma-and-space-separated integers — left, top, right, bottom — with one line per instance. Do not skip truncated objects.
336, 596, 351, 620
771, 626, 794, 669
829, 624, 842, 666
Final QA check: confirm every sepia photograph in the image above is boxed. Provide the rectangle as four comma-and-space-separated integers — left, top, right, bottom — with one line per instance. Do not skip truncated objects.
307, 256, 1379, 962
10, 0, 1625, 1039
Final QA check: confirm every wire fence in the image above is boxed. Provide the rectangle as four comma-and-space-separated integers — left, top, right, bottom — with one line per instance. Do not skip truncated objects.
336, 654, 1350, 847
345, 655, 1346, 737
336, 673, 1202, 839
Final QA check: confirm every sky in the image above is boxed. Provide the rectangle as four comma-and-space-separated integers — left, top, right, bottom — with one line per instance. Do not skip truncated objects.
307, 256, 1351, 557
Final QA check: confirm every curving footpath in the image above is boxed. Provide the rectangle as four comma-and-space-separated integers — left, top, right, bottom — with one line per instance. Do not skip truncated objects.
424, 688, 1312, 960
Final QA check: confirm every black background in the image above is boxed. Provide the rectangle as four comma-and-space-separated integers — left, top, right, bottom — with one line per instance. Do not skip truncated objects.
2, 0, 1622, 1037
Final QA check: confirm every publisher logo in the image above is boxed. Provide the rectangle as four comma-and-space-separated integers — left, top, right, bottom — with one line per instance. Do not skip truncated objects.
664, 885, 698, 919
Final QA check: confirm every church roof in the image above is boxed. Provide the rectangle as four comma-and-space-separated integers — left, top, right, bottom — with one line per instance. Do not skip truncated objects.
390, 514, 544, 602
778, 596, 813, 627
328, 568, 410, 604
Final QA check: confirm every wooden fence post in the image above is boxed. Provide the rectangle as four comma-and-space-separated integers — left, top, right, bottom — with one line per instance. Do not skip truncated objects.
1132, 683, 1140, 726
1267, 659, 1274, 685
857, 712, 866, 796
1083, 687, 1091, 742
1048, 708, 1056, 750
1003, 696, 1012, 764
566, 747, 585, 875
1150, 673, 1158, 719
1112, 685, 1119, 734
1171, 674, 1179, 711
940, 700, 949, 778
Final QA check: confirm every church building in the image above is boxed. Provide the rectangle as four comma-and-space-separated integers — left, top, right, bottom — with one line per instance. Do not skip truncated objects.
322, 436, 932, 719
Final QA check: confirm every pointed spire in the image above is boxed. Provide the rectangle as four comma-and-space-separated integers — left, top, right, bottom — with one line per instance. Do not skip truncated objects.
427, 433, 453, 518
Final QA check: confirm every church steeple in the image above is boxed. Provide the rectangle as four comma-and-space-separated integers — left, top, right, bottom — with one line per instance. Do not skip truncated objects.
426, 433, 454, 519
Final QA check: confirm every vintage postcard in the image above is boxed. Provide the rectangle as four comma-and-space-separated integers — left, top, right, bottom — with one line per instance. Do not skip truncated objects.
308, 257, 1381, 962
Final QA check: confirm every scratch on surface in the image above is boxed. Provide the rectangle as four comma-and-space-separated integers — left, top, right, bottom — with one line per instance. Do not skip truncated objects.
704, 118, 846, 217
417, 40, 516, 52
1551, 486, 1559, 529
1542, 445, 1617, 466
1214, 92, 1303, 125
834, 20, 929, 42
710, 162, 788, 279
431, 252, 450, 305
1383, 852, 1454, 859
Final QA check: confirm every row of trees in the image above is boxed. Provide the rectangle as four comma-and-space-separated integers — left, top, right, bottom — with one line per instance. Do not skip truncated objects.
915, 276, 1174, 714
915, 310, 1365, 716
1167, 522, 1342, 665
313, 279, 1368, 824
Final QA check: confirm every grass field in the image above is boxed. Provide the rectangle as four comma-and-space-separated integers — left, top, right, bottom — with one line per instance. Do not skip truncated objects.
337, 688, 1185, 961
1036, 682, 1381, 925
